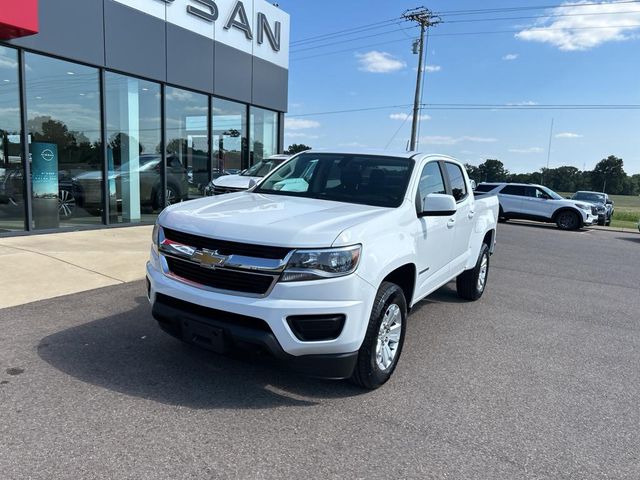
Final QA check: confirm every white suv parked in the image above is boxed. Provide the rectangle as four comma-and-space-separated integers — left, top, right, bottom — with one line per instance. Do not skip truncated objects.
474, 183, 597, 230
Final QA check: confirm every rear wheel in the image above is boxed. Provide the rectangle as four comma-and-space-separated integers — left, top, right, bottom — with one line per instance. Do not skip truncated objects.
58, 189, 76, 219
456, 243, 490, 301
556, 210, 581, 230
351, 282, 407, 390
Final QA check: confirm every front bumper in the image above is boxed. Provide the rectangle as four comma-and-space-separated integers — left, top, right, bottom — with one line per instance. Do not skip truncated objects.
583, 212, 597, 225
146, 251, 376, 376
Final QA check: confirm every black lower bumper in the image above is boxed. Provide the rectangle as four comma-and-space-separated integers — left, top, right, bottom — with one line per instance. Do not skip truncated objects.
151, 293, 358, 380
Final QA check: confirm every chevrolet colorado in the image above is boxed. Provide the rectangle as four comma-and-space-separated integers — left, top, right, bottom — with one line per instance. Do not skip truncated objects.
147, 151, 499, 389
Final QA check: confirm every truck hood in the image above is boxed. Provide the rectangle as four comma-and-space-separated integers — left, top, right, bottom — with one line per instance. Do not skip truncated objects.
213, 175, 259, 190
160, 192, 389, 248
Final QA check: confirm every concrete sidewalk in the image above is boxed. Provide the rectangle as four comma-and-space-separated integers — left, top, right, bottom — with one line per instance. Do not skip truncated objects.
0, 226, 152, 309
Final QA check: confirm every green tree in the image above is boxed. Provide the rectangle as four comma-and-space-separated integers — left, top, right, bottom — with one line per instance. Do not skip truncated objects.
285, 144, 312, 155
478, 159, 509, 182
465, 163, 480, 182
591, 155, 626, 194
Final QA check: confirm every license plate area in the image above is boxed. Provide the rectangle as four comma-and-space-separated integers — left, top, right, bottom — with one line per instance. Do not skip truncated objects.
182, 319, 227, 354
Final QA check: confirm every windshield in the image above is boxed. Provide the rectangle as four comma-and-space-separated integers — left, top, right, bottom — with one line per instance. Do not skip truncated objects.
573, 192, 605, 203
255, 153, 414, 208
540, 186, 564, 200
242, 159, 285, 177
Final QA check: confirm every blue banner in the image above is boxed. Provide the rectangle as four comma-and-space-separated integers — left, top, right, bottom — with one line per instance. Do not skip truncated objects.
31, 142, 59, 229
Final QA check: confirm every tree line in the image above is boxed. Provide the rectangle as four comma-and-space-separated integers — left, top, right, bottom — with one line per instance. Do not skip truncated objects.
465, 156, 640, 195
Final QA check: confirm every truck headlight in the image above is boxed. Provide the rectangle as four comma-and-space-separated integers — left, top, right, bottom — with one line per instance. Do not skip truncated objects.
577, 203, 591, 212
152, 222, 160, 255
281, 245, 361, 282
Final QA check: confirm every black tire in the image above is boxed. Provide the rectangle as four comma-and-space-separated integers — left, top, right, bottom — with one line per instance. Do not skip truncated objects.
605, 218, 611, 226
555, 210, 581, 230
351, 282, 407, 390
456, 243, 490, 301
153, 184, 179, 210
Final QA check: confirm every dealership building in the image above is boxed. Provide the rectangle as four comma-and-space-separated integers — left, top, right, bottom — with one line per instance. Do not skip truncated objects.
0, 0, 289, 235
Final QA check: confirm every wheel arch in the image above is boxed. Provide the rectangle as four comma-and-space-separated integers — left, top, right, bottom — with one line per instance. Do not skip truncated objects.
381, 263, 416, 311
552, 207, 584, 226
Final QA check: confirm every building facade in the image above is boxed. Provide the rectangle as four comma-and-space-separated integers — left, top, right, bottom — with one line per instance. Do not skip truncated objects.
0, 0, 289, 234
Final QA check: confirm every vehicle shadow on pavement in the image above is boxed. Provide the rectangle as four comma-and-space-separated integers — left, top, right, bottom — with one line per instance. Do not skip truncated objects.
37, 296, 367, 410
505, 220, 590, 232
618, 236, 640, 243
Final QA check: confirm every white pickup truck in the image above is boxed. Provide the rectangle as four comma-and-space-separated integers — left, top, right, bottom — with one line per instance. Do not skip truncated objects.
147, 151, 499, 389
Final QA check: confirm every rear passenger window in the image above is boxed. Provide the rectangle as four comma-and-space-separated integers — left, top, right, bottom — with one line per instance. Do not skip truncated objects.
501, 185, 526, 196
444, 163, 467, 202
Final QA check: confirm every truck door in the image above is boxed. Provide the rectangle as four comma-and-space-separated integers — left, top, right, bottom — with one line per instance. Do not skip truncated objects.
443, 162, 475, 275
413, 161, 456, 298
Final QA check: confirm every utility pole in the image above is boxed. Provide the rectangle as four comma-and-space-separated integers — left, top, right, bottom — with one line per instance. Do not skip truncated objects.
403, 7, 441, 151
542, 117, 554, 184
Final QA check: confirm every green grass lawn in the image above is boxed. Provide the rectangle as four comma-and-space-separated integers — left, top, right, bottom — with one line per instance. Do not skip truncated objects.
560, 192, 640, 229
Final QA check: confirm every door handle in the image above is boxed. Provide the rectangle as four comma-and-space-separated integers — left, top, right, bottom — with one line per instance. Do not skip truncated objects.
468, 210, 475, 219
447, 218, 456, 229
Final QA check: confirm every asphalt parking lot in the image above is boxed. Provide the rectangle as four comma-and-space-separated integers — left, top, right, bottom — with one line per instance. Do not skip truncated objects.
1, 223, 639, 479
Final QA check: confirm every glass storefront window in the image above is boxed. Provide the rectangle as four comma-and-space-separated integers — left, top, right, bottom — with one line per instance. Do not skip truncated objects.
165, 87, 209, 201
105, 73, 162, 224
0, 46, 24, 232
250, 107, 278, 165
25, 53, 101, 229
212, 98, 247, 176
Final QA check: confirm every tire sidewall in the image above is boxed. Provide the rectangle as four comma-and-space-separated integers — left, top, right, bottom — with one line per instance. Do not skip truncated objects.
361, 283, 407, 388
475, 244, 490, 298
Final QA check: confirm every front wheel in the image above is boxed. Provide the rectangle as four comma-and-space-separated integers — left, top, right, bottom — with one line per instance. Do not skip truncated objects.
456, 243, 490, 301
556, 210, 581, 230
351, 282, 407, 390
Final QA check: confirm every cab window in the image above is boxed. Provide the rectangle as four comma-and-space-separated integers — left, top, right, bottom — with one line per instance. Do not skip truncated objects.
444, 162, 468, 202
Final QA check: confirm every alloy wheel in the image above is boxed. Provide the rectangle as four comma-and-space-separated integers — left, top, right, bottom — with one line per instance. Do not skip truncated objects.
375, 303, 402, 371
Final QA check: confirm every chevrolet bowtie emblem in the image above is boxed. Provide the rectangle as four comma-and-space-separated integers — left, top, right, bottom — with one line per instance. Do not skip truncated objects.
191, 249, 228, 269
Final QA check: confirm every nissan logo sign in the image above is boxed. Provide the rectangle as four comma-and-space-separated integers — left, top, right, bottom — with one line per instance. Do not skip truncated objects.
155, 0, 282, 52
41, 149, 55, 162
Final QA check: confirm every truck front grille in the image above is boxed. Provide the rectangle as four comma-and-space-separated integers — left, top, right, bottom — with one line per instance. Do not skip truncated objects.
165, 257, 276, 295
163, 227, 291, 260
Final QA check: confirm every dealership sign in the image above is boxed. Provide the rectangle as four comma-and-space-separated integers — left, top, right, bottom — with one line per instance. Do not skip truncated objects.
0, 0, 39, 40
114, 0, 289, 68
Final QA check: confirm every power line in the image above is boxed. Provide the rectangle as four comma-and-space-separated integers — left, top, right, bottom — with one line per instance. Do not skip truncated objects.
435, 0, 640, 17
291, 25, 416, 53
443, 9, 640, 25
288, 104, 640, 117
291, 18, 403, 46
290, 23, 640, 61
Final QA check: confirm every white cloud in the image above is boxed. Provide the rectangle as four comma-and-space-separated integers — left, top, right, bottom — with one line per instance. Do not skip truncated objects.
502, 53, 519, 61
285, 118, 320, 130
516, 1, 640, 51
389, 112, 431, 121
421, 136, 498, 145
285, 132, 319, 140
507, 100, 538, 106
424, 65, 442, 72
555, 132, 584, 138
339, 142, 368, 148
356, 51, 406, 73
508, 147, 544, 154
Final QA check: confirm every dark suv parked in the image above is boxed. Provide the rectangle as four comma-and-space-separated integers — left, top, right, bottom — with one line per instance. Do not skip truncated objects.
571, 191, 614, 226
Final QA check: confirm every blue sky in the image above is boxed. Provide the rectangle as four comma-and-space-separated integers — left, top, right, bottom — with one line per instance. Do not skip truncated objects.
279, 0, 640, 174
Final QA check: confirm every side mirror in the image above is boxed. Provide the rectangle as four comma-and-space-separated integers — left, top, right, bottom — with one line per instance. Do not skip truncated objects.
248, 179, 257, 189
470, 180, 477, 191
419, 193, 457, 217
606, 200, 613, 205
